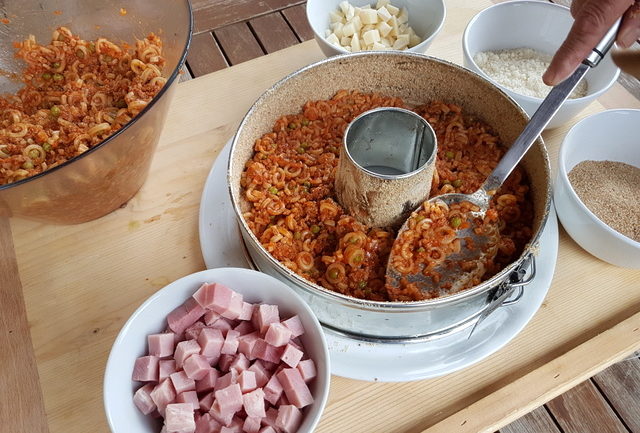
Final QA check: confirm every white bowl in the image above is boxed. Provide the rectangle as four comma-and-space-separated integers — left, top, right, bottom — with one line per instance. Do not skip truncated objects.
104, 267, 331, 433
462, 0, 620, 130
554, 109, 640, 268
307, 0, 446, 57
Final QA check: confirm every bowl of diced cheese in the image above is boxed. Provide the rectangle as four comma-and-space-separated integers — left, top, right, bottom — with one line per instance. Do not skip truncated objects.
307, 0, 446, 57
104, 267, 331, 433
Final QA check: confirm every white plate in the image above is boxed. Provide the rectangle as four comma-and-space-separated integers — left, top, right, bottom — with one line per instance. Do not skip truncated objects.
199, 140, 559, 382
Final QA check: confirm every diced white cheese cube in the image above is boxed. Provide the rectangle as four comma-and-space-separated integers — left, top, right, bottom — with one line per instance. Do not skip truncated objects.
386, 4, 400, 16
361, 24, 374, 33
362, 28, 381, 46
392, 34, 409, 50
329, 10, 343, 23
361, 4, 372, 9
376, 21, 392, 38
376, 0, 390, 8
342, 22, 356, 37
341, 36, 352, 46
325, 29, 332, 38
339, 1, 350, 15
380, 37, 391, 47
360, 8, 379, 25
344, 45, 352, 51
326, 33, 340, 46
351, 34, 361, 52
352, 15, 363, 32
409, 33, 422, 47
398, 7, 409, 24
372, 41, 387, 50
389, 16, 399, 37
346, 4, 355, 20
377, 6, 392, 23
331, 23, 344, 38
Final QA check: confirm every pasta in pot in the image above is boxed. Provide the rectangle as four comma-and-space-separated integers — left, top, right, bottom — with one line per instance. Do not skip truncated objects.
0, 27, 166, 186
240, 90, 534, 302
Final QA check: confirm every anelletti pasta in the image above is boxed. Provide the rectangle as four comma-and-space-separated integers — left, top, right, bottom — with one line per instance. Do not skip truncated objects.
240, 90, 534, 302
0, 27, 166, 185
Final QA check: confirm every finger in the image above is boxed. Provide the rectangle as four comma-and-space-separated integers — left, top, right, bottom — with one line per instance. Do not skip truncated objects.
618, 1, 640, 47
570, 0, 586, 18
543, 1, 632, 85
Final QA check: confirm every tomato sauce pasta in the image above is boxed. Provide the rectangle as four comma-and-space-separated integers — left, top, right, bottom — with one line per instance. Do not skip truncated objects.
0, 27, 166, 185
240, 90, 533, 302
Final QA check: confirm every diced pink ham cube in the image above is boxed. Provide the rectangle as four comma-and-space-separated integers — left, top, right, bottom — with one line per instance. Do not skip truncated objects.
230, 353, 250, 374
170, 371, 196, 394
238, 370, 257, 393
183, 354, 212, 381
174, 340, 201, 369
215, 383, 243, 414
264, 322, 292, 347
132, 355, 159, 382
276, 368, 314, 409
233, 320, 254, 336
221, 416, 243, 433
218, 354, 235, 372
243, 416, 262, 433
252, 304, 279, 335
238, 302, 255, 321
185, 322, 207, 341
165, 403, 196, 433
215, 370, 238, 391
192, 282, 216, 309
203, 310, 222, 326
262, 408, 279, 429
248, 361, 270, 388
199, 391, 215, 413
209, 319, 233, 334
195, 413, 222, 433
281, 316, 305, 338
263, 375, 283, 406
237, 332, 260, 359
280, 344, 303, 368
209, 400, 235, 427
168, 298, 206, 335
159, 359, 177, 382
175, 391, 199, 411
203, 282, 244, 320
222, 330, 241, 355
258, 427, 277, 433
133, 383, 157, 415
278, 394, 290, 406
252, 339, 284, 364
296, 359, 316, 382
198, 327, 224, 358
196, 368, 220, 393
150, 379, 176, 416
148, 333, 176, 358
275, 405, 302, 433
242, 388, 266, 418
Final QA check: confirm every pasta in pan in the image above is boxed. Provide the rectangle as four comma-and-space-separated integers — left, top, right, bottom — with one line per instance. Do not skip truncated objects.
0, 27, 166, 186
240, 90, 534, 302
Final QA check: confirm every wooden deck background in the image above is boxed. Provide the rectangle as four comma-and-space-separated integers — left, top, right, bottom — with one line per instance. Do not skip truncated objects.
179, 1, 640, 432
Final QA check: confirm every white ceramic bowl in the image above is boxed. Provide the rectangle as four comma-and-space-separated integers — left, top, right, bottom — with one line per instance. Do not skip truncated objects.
104, 267, 331, 433
554, 109, 640, 268
307, 0, 446, 57
462, 0, 620, 130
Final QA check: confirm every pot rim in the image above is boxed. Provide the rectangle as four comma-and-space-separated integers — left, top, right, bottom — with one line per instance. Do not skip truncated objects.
228, 51, 551, 310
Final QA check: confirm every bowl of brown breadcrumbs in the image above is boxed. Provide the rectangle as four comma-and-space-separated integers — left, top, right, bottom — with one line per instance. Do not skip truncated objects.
555, 109, 640, 269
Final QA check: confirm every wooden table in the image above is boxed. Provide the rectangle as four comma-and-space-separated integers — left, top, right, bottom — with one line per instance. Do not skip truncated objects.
3, 0, 640, 432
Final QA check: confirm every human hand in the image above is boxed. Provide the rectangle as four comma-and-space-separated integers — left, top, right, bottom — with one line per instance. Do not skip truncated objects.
543, 0, 640, 86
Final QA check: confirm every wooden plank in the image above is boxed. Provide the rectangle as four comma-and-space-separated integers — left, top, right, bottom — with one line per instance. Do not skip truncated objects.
0, 217, 49, 433
250, 12, 299, 53
500, 406, 561, 433
214, 22, 265, 66
186, 32, 228, 77
282, 4, 315, 42
422, 308, 640, 433
593, 358, 640, 432
179, 65, 193, 82
546, 381, 628, 433
193, 0, 304, 34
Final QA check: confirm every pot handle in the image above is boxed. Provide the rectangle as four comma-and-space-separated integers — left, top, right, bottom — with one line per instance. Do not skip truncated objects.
467, 252, 536, 339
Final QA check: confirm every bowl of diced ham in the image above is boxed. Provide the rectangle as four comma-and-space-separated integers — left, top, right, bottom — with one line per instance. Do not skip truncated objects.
104, 267, 330, 433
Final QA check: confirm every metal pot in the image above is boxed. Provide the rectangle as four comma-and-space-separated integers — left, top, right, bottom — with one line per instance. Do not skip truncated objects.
228, 52, 551, 342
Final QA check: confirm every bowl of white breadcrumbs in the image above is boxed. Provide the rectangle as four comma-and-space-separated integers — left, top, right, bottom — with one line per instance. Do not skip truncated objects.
555, 109, 640, 269
462, 0, 620, 130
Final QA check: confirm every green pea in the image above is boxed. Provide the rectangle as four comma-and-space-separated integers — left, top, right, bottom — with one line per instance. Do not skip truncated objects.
417, 247, 425, 253
22, 160, 33, 170
28, 149, 40, 159
88, 42, 96, 52
103, 55, 113, 63
303, 181, 311, 188
268, 186, 278, 194
301, 142, 309, 149
310, 224, 320, 234
296, 147, 305, 154
42, 142, 52, 152
301, 119, 310, 126
52, 73, 63, 82
76, 49, 85, 59
42, 72, 52, 80
50, 105, 61, 117
288, 122, 297, 129
328, 268, 339, 280
452, 179, 463, 188
450, 216, 462, 228
358, 281, 367, 289
52, 62, 61, 69
294, 232, 302, 240
445, 150, 455, 159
